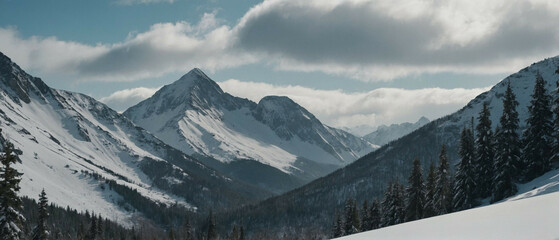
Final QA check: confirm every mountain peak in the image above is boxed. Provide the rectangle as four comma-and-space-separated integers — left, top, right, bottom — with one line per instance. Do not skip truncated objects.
416, 116, 430, 125
173, 68, 219, 91
0, 51, 50, 104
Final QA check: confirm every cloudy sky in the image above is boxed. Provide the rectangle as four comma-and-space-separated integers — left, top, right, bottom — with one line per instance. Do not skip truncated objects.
1, 0, 558, 128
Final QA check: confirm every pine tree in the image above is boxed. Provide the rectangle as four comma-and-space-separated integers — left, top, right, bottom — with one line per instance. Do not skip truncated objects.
183, 219, 193, 240
229, 225, 239, 240
552, 66, 559, 165
405, 158, 425, 222
239, 226, 245, 240
475, 102, 494, 198
86, 215, 97, 240
523, 72, 553, 180
492, 82, 521, 202
206, 210, 217, 240
434, 145, 453, 215
368, 199, 381, 230
97, 215, 103, 239
343, 198, 360, 234
382, 180, 406, 227
453, 128, 477, 211
331, 213, 343, 238
360, 200, 371, 231
168, 227, 176, 240
0, 139, 26, 240
423, 162, 437, 218
393, 181, 406, 225
380, 182, 394, 227
31, 189, 49, 240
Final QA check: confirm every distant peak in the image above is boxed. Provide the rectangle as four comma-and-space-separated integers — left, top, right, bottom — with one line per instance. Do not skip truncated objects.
188, 68, 208, 78
259, 96, 297, 105
171, 68, 221, 91
416, 116, 430, 124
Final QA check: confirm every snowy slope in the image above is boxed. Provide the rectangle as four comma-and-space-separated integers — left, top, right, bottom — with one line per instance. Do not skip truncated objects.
363, 116, 430, 146
0, 52, 269, 224
338, 169, 559, 240
124, 69, 376, 181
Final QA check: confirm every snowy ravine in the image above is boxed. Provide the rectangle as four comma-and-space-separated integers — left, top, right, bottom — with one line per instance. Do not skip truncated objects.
124, 68, 377, 193
337, 169, 559, 240
0, 52, 269, 225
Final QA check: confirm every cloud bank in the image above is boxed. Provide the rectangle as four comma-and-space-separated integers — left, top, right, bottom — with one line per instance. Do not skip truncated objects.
217, 79, 490, 127
1, 0, 558, 82
99, 86, 161, 112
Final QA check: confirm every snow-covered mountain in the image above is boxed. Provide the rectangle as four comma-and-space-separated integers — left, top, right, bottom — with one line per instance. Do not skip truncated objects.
225, 56, 559, 234
0, 52, 270, 224
340, 125, 377, 137
123, 69, 376, 193
363, 117, 430, 146
338, 169, 559, 240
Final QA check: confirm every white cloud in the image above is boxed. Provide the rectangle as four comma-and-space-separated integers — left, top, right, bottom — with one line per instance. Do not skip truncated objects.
99, 87, 161, 112
0, 12, 257, 82
1, 0, 558, 83
218, 79, 490, 127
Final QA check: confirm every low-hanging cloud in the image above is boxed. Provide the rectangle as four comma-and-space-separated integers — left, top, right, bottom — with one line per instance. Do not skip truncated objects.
1, 0, 558, 82
99, 86, 161, 112
217, 79, 490, 127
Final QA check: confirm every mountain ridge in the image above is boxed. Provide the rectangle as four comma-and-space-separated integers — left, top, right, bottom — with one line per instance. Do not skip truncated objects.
124, 68, 376, 193
222, 55, 559, 234
0, 52, 272, 225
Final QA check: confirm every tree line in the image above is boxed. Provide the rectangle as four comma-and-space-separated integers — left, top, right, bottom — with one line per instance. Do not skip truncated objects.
333, 69, 559, 238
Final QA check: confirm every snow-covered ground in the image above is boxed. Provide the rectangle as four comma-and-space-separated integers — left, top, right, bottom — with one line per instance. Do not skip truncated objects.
337, 169, 559, 240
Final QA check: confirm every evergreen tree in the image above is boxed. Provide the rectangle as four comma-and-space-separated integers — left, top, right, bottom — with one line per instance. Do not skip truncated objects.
31, 189, 49, 240
86, 215, 98, 240
423, 162, 437, 218
206, 210, 217, 240
343, 198, 360, 234
97, 215, 103, 239
475, 102, 494, 198
381, 180, 405, 226
168, 227, 176, 240
453, 128, 477, 211
434, 145, 453, 215
0, 139, 25, 240
492, 82, 521, 202
523, 72, 554, 180
360, 200, 371, 231
368, 199, 381, 230
239, 226, 245, 240
405, 158, 425, 221
380, 182, 394, 227
552, 66, 559, 165
183, 219, 193, 240
392, 181, 406, 225
331, 213, 343, 238
229, 225, 239, 240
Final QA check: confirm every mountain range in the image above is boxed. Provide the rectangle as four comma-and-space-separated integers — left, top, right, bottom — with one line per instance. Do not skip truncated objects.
363, 116, 430, 146
0, 52, 271, 223
0, 51, 375, 226
221, 56, 559, 234
123, 69, 376, 193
